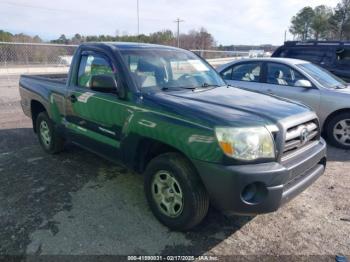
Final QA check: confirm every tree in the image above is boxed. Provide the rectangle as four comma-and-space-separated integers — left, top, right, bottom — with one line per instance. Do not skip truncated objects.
71, 33, 83, 44
51, 34, 69, 44
311, 5, 332, 40
289, 7, 315, 41
329, 0, 350, 40
0, 30, 12, 42
47, 28, 216, 49
149, 30, 174, 45
32, 35, 43, 43
179, 28, 215, 50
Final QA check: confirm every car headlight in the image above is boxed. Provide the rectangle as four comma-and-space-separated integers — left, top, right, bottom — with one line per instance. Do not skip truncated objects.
215, 126, 275, 161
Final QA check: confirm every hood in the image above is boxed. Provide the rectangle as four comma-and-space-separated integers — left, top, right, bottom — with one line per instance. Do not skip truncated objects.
144, 86, 311, 128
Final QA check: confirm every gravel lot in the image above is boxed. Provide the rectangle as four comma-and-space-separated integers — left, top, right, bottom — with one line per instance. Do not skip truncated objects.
0, 77, 349, 259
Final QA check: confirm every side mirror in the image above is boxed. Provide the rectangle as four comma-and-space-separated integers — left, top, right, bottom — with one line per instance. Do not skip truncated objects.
295, 79, 313, 88
90, 75, 118, 93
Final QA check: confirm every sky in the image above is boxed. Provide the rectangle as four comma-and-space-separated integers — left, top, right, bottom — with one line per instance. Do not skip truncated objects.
0, 0, 340, 45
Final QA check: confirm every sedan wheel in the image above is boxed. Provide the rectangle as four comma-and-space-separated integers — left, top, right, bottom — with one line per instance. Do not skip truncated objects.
326, 112, 350, 149
333, 119, 350, 147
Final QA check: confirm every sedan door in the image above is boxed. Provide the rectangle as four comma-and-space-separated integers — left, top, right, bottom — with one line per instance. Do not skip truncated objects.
220, 61, 267, 93
260, 62, 321, 113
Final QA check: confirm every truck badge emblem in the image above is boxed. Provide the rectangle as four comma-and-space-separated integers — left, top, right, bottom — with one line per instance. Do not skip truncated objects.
300, 128, 309, 144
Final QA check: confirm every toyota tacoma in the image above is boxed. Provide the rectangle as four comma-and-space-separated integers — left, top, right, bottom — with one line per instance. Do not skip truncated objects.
19, 42, 327, 230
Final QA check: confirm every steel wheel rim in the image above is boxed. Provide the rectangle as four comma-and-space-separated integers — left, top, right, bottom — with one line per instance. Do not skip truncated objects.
333, 119, 350, 146
151, 170, 184, 218
40, 120, 51, 148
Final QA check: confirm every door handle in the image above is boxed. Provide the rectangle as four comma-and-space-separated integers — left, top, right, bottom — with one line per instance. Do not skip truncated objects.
267, 89, 274, 94
70, 94, 77, 103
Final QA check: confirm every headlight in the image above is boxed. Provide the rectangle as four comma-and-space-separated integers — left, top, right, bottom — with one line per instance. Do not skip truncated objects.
215, 126, 275, 161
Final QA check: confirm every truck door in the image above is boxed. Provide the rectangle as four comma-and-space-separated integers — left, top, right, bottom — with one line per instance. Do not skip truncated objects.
65, 51, 131, 159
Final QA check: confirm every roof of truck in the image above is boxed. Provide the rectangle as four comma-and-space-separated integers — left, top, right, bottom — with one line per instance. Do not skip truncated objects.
80, 42, 183, 51
284, 40, 350, 47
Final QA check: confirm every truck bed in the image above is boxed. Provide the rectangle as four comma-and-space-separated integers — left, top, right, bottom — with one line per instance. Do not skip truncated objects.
19, 73, 68, 114
21, 73, 68, 85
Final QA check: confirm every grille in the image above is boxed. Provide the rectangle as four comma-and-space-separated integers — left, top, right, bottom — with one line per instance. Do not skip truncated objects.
282, 120, 319, 158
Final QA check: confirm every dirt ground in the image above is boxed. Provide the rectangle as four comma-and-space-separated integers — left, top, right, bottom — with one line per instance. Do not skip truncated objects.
0, 77, 349, 260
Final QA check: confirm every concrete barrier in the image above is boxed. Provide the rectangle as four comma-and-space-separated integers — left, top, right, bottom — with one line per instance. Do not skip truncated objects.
0, 66, 69, 76
207, 57, 244, 67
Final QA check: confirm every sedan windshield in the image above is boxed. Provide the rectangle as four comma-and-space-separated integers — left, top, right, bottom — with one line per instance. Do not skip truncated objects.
120, 48, 225, 92
298, 63, 347, 89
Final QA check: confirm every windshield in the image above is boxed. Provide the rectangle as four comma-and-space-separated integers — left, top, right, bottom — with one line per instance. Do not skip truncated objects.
120, 48, 225, 92
298, 63, 347, 89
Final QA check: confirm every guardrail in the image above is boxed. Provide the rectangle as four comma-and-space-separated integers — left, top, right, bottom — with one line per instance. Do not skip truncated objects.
191, 49, 249, 59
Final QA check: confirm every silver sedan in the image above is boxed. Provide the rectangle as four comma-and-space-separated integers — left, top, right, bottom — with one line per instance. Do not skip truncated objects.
217, 57, 350, 149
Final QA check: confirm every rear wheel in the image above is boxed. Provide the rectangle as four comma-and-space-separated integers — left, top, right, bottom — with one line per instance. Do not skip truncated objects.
326, 112, 350, 149
36, 112, 65, 154
144, 152, 209, 231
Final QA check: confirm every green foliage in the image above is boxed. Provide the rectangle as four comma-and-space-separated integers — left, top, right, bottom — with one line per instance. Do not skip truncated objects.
0, 30, 43, 43
290, 1, 350, 41
0, 30, 13, 42
289, 7, 315, 41
48, 28, 215, 50
329, 0, 350, 40
312, 5, 332, 40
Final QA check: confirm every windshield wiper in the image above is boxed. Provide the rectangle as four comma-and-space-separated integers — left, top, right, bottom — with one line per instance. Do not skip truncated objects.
161, 86, 191, 91
201, 83, 220, 88
162, 84, 220, 91
334, 84, 347, 89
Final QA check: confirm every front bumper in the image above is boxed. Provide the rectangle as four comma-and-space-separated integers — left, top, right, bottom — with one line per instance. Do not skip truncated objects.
192, 138, 327, 215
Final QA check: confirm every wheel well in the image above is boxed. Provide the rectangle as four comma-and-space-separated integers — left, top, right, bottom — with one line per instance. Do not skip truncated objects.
31, 100, 46, 132
323, 108, 350, 135
135, 138, 183, 173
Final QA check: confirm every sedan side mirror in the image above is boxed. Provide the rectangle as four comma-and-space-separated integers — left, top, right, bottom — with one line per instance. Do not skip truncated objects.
90, 74, 118, 94
295, 79, 313, 88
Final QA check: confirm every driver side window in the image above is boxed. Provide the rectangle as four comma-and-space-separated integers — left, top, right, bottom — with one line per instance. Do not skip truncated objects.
78, 54, 115, 88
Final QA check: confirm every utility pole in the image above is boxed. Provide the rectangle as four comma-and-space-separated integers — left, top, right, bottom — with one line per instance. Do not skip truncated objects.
137, 0, 140, 37
174, 18, 184, 47
284, 30, 287, 42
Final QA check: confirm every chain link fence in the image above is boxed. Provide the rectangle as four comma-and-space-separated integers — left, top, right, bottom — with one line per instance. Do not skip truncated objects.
0, 42, 251, 70
0, 42, 263, 88
0, 41, 78, 90
0, 42, 77, 66
191, 50, 250, 67
0, 42, 77, 88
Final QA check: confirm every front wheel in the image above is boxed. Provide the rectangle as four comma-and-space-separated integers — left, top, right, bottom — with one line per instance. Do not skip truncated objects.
144, 153, 209, 231
326, 112, 350, 149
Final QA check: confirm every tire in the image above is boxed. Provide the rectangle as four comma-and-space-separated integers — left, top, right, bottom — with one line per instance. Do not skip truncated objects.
326, 112, 350, 149
144, 152, 209, 231
35, 112, 65, 154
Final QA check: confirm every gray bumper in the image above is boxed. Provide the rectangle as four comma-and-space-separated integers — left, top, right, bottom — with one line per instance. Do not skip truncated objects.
192, 138, 327, 215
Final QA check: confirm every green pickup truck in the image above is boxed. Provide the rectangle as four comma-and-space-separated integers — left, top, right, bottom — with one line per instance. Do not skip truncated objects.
19, 42, 327, 230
